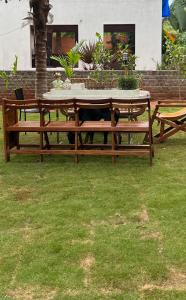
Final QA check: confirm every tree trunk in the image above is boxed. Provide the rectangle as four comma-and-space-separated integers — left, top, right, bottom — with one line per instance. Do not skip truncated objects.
31, 0, 51, 98
35, 24, 48, 98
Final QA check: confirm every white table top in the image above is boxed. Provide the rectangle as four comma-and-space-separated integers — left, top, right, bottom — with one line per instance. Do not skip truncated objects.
43, 89, 150, 100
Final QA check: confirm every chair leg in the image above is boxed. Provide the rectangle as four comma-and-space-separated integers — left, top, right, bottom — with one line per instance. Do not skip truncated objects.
4, 133, 10, 162
115, 133, 118, 145
112, 132, 116, 163
44, 132, 50, 149
118, 133, 122, 144
104, 132, 108, 144
19, 109, 22, 121
56, 109, 59, 120
84, 132, 94, 144
5, 151, 10, 162
56, 132, 60, 144
78, 133, 83, 146
128, 133, 131, 144
84, 133, 89, 144
160, 122, 165, 142
75, 132, 79, 163
149, 125, 153, 166
40, 132, 44, 162
55, 110, 60, 143
23, 110, 27, 135
149, 150, 153, 166
16, 132, 20, 150
90, 132, 94, 144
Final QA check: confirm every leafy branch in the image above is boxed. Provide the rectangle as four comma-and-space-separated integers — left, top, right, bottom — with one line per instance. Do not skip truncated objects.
0, 55, 18, 90
51, 41, 83, 79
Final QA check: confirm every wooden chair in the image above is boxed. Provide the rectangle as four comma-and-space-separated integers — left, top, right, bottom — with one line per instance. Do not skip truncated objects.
39, 99, 80, 162
14, 88, 50, 121
111, 98, 153, 165
2, 98, 41, 161
75, 98, 112, 159
152, 100, 186, 142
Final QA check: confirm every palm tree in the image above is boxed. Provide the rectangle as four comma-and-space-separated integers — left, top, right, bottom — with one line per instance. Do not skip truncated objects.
4, 0, 52, 98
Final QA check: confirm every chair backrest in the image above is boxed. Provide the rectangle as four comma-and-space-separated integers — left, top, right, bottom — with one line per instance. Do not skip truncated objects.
111, 98, 150, 125
75, 98, 111, 110
2, 98, 38, 127
3, 98, 38, 110
157, 100, 186, 108
15, 88, 24, 100
39, 99, 75, 110
111, 98, 149, 110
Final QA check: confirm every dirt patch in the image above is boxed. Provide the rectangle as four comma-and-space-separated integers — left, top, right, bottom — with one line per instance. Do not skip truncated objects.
80, 254, 95, 287
10, 187, 35, 202
109, 214, 127, 227
166, 267, 186, 290
90, 220, 108, 226
90, 214, 127, 228
80, 255, 95, 271
6, 286, 57, 300
136, 206, 149, 224
84, 224, 96, 238
140, 267, 186, 292
64, 289, 81, 296
7, 288, 33, 300
99, 288, 122, 295
35, 174, 47, 180
19, 225, 34, 243
71, 239, 94, 245
63, 288, 123, 297
140, 231, 163, 241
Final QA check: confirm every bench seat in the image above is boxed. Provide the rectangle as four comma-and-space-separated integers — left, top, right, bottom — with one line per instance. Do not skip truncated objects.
43, 120, 77, 131
79, 121, 112, 131
115, 121, 149, 132
7, 121, 41, 132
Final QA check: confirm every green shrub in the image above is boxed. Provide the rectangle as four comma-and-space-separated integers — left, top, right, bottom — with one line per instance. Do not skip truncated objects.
118, 75, 139, 90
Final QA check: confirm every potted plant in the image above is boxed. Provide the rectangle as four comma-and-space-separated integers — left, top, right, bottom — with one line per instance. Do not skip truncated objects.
118, 75, 139, 90
51, 51, 80, 89
118, 74, 142, 96
51, 41, 83, 89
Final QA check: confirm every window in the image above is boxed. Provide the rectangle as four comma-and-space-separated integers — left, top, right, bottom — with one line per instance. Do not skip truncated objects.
31, 25, 78, 68
104, 24, 135, 54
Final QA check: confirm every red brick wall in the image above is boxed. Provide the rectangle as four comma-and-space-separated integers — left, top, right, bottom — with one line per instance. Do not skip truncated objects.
0, 70, 185, 101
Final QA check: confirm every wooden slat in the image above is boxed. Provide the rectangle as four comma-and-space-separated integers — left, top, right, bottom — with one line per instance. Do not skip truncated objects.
10, 149, 150, 156
7, 121, 149, 132
115, 121, 149, 132
45, 121, 76, 128
7, 121, 41, 132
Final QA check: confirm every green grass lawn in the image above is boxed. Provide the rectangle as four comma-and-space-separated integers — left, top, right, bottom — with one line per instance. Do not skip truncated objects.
0, 112, 186, 300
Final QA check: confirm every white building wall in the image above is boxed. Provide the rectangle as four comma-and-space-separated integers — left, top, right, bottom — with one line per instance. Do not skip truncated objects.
0, 0, 31, 70
0, 0, 162, 70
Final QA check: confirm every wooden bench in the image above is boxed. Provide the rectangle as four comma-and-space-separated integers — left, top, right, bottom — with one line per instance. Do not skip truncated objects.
2, 97, 153, 164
